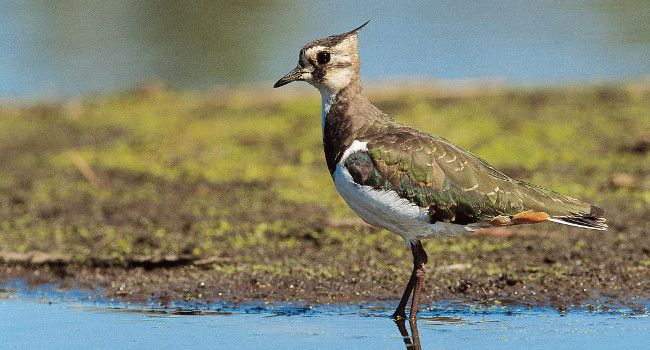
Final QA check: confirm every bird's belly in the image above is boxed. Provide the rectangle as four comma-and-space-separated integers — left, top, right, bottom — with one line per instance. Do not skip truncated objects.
333, 164, 469, 240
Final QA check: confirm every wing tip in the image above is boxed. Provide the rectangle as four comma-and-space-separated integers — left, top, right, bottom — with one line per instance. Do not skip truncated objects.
548, 215, 608, 231
546, 203, 608, 231
488, 207, 608, 231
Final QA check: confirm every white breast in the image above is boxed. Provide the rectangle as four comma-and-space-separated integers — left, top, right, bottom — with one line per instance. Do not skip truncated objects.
333, 140, 471, 243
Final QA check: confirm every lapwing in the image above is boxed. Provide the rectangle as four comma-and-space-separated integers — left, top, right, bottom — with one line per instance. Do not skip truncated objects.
273, 22, 607, 320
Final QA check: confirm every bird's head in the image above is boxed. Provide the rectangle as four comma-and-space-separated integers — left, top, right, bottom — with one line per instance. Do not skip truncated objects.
274, 21, 369, 95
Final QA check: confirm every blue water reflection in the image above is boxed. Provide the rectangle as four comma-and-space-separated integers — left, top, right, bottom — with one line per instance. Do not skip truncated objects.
1, 280, 648, 350
1, 1, 649, 98
1, 297, 648, 350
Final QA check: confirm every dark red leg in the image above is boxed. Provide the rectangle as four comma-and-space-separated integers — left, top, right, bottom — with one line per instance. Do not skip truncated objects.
409, 241, 428, 320
392, 269, 416, 320
392, 240, 428, 321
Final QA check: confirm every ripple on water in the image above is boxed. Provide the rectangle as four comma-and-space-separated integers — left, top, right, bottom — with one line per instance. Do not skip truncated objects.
1, 279, 648, 349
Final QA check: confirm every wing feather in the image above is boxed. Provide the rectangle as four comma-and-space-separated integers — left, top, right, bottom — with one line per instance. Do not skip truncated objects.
344, 124, 597, 227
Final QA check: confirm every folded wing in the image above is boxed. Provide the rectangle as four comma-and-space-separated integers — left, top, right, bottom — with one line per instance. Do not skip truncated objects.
344, 124, 606, 230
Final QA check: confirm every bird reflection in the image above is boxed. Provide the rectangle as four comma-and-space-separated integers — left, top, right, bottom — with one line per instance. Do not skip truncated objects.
395, 318, 421, 350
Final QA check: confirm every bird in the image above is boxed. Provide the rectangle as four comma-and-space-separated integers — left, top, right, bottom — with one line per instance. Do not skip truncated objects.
273, 22, 607, 321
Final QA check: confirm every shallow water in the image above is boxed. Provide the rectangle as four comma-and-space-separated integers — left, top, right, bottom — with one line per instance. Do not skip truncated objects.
2, 1, 649, 98
1, 282, 648, 349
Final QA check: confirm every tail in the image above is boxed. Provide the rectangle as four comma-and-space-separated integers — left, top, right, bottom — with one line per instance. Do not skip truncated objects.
547, 205, 608, 231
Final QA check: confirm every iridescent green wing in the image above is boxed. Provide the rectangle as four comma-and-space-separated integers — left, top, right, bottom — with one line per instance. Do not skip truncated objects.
345, 125, 594, 226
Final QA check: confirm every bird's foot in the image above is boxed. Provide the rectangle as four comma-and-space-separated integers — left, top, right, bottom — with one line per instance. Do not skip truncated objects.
392, 310, 407, 321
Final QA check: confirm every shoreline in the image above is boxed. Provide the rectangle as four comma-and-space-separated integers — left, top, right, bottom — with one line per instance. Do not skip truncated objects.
1, 85, 648, 310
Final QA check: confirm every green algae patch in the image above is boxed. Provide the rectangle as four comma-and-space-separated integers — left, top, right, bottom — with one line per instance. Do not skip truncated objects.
0, 83, 648, 307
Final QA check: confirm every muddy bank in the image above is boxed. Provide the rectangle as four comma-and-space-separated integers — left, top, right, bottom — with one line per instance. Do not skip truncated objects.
1, 85, 648, 309
2, 220, 648, 310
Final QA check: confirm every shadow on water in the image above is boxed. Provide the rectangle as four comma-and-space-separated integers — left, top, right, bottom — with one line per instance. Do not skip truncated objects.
395, 319, 421, 350
395, 315, 509, 349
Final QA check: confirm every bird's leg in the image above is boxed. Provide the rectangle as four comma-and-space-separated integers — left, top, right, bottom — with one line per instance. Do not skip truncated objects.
392, 240, 428, 320
409, 240, 428, 320
392, 269, 416, 320
393, 313, 423, 349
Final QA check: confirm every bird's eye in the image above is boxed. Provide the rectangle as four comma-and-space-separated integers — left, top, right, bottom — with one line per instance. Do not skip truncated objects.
316, 51, 331, 65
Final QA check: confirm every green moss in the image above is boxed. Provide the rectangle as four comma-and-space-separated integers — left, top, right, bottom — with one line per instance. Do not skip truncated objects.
0, 84, 648, 268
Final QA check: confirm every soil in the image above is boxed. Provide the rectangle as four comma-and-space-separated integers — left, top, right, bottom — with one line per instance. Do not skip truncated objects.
2, 220, 648, 311
1, 85, 648, 311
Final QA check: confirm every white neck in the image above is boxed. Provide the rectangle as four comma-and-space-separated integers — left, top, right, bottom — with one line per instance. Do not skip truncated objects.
319, 87, 338, 135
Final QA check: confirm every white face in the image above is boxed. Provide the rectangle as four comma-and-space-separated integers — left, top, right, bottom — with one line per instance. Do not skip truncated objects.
300, 35, 359, 94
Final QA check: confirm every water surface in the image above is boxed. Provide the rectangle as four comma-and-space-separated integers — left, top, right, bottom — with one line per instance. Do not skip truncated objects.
1, 1, 649, 98
1, 283, 647, 350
